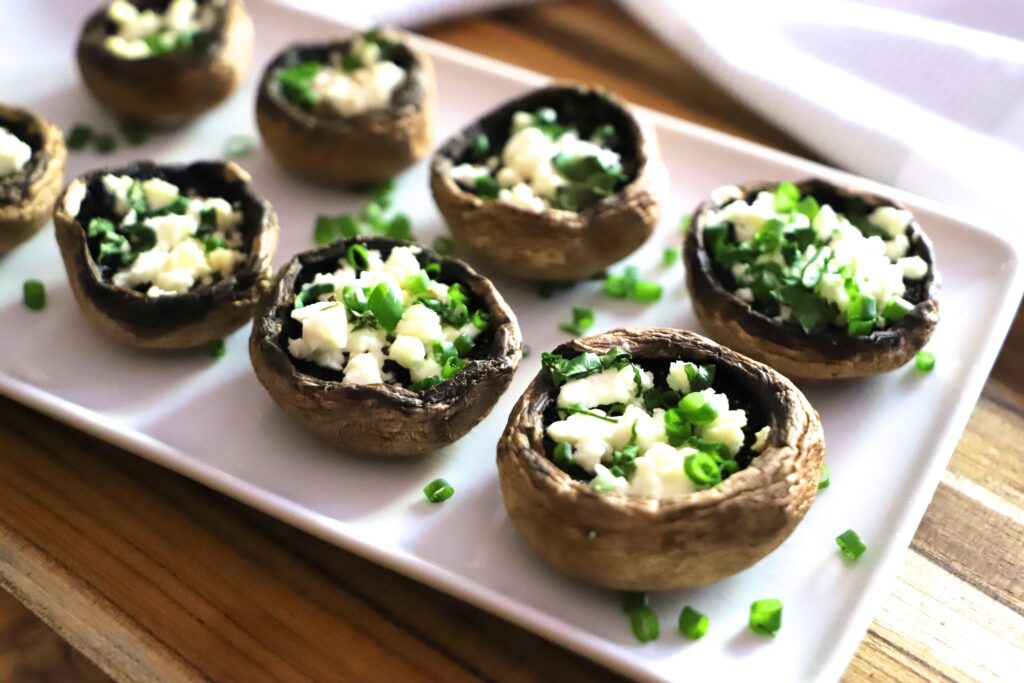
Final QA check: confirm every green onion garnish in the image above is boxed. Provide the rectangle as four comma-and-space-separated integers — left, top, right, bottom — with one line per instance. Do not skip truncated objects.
836, 529, 867, 561
347, 243, 370, 270
471, 133, 490, 160
627, 606, 660, 643
471, 309, 489, 331
22, 280, 46, 311
410, 376, 442, 392
387, 213, 413, 240
372, 178, 396, 209
915, 350, 935, 372
553, 442, 573, 469
684, 452, 722, 486
66, 124, 93, 150
423, 478, 454, 503
224, 134, 256, 160
405, 270, 430, 294
678, 606, 708, 640
453, 334, 474, 357
431, 236, 455, 255
748, 599, 782, 636
678, 392, 718, 425
679, 213, 691, 234
662, 247, 679, 266
367, 282, 404, 332
559, 307, 595, 336
773, 181, 800, 212
622, 591, 647, 612
882, 296, 913, 322
94, 133, 116, 153
207, 339, 226, 358
119, 121, 148, 146
818, 463, 830, 490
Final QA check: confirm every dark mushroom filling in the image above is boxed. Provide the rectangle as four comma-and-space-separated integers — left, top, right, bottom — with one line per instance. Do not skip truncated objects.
73, 162, 260, 296
538, 346, 768, 499
443, 91, 638, 213
702, 182, 933, 336
81, 0, 226, 62
266, 29, 418, 120
0, 113, 47, 206
282, 241, 495, 391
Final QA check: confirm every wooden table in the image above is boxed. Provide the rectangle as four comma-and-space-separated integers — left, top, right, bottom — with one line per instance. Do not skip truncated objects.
2, 2, 1022, 681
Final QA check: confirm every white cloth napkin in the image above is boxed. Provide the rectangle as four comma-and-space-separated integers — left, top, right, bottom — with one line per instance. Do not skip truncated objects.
295, 0, 1024, 227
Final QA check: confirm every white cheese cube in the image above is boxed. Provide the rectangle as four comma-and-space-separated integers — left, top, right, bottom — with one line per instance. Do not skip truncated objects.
884, 233, 910, 260
389, 335, 426, 369
343, 352, 383, 386
556, 366, 640, 409
666, 361, 691, 393
897, 256, 929, 280
752, 426, 771, 453
0, 127, 32, 177
396, 304, 444, 344
868, 206, 913, 238
141, 178, 180, 212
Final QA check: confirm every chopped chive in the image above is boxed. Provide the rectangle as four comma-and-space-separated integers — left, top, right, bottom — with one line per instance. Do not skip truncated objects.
405, 270, 430, 294
372, 178, 397, 209
22, 280, 46, 311
632, 280, 663, 302
314, 216, 341, 245
622, 592, 647, 612
847, 319, 875, 336
559, 307, 595, 336
662, 247, 679, 266
627, 606, 659, 643
423, 478, 454, 503
207, 339, 226, 358
224, 134, 256, 160
471, 132, 490, 160
678, 606, 708, 640
882, 296, 913, 322
683, 452, 722, 486
749, 599, 782, 636
66, 124, 93, 150
591, 476, 617, 494
347, 243, 370, 270
441, 355, 466, 379
431, 236, 456, 255
818, 463, 830, 490
119, 120, 148, 146
836, 529, 867, 561
94, 133, 116, 153
410, 375, 442, 392
470, 309, 489, 331
914, 350, 935, 372
367, 282, 404, 332
678, 392, 718, 425
387, 213, 413, 240
453, 333, 474, 357
553, 442, 573, 469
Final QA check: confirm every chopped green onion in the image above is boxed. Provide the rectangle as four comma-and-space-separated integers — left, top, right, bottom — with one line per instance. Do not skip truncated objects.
224, 134, 256, 160
632, 280, 663, 302
773, 181, 800, 212
678, 392, 718, 425
410, 376, 442, 392
679, 213, 692, 234
818, 463, 830, 490
749, 599, 782, 636
119, 121, 148, 146
314, 217, 339, 245
836, 529, 867, 561
553, 442, 573, 469
847, 319, 875, 336
684, 362, 715, 391
441, 356, 466, 379
882, 296, 913, 322
471, 133, 490, 160
473, 175, 499, 200
347, 243, 370, 270
425, 262, 442, 276
627, 606, 660, 643
662, 247, 679, 266
684, 452, 722, 486
207, 339, 226, 358
367, 282, 404, 332
915, 350, 935, 372
372, 179, 397, 209
454, 334, 474, 357
559, 307, 595, 336
342, 285, 368, 313
431, 236, 455, 255
622, 592, 647, 612
603, 265, 661, 303
94, 133, 116, 153
387, 213, 413, 240
294, 282, 334, 308
22, 280, 46, 311
66, 124, 93, 150
405, 270, 430, 295
678, 606, 708, 640
591, 477, 617, 494
471, 309, 490, 331
423, 478, 454, 503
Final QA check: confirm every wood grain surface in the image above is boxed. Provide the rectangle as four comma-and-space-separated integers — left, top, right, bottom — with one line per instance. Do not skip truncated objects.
1, 1, 1021, 681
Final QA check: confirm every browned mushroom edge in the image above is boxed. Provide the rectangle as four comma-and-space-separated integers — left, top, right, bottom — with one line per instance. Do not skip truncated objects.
76, 0, 253, 127
684, 179, 940, 380
496, 328, 824, 591
249, 236, 523, 457
255, 29, 435, 186
0, 105, 66, 254
53, 160, 278, 349
429, 83, 665, 282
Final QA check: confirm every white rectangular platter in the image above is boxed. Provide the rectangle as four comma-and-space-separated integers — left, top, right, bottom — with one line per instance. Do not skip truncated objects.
2, 1, 1022, 681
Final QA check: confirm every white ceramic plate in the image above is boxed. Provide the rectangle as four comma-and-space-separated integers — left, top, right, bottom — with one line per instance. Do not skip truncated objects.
2, 2, 1021, 681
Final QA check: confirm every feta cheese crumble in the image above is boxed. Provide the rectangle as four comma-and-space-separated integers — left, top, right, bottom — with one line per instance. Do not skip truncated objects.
0, 127, 32, 178
85, 174, 245, 297
543, 348, 766, 500
287, 245, 489, 389
103, 0, 202, 60
448, 106, 626, 213
704, 182, 931, 336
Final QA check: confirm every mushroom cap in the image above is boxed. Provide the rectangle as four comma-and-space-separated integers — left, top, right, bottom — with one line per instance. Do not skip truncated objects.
53, 160, 278, 349
0, 104, 66, 254
249, 236, 523, 456
76, 0, 253, 127
685, 179, 940, 380
497, 328, 824, 591
430, 83, 665, 281
255, 29, 436, 186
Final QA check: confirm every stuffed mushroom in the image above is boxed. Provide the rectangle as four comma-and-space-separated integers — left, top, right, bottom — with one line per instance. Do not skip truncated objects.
0, 105, 66, 254
77, 0, 254, 127
256, 28, 435, 186
430, 84, 665, 281
685, 180, 939, 380
54, 160, 278, 348
250, 237, 522, 456
497, 328, 824, 591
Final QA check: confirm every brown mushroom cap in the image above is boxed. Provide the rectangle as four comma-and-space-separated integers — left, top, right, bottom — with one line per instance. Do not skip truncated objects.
497, 328, 824, 591
53, 160, 278, 349
256, 29, 436, 186
685, 179, 940, 380
0, 105, 66, 254
76, 0, 253, 127
249, 236, 523, 457
430, 84, 665, 282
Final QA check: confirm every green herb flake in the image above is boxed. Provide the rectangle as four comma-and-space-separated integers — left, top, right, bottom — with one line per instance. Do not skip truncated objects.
914, 350, 936, 372
836, 529, 867, 561
66, 124, 93, 150
423, 478, 454, 503
683, 452, 722, 486
207, 339, 226, 359
94, 133, 116, 154
627, 606, 660, 643
678, 606, 708, 640
558, 307, 595, 336
818, 463, 831, 490
22, 280, 46, 311
749, 599, 782, 636
662, 247, 679, 266
368, 282, 404, 332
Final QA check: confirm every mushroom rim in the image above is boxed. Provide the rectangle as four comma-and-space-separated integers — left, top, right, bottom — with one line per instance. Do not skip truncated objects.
685, 178, 941, 355
0, 105, 61, 207
252, 235, 522, 409
500, 327, 813, 516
